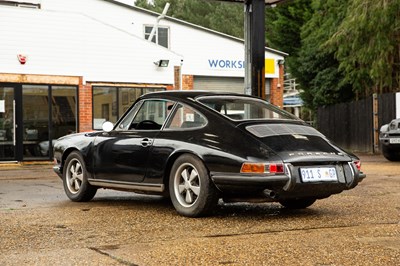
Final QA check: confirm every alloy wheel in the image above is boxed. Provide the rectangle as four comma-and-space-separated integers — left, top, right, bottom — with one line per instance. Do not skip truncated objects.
173, 162, 201, 208
66, 158, 83, 194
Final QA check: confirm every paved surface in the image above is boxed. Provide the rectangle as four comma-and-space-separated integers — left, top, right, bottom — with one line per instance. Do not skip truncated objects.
0, 155, 399, 265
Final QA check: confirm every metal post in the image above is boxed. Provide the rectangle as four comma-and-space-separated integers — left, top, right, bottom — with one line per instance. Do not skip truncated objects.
244, 0, 266, 98
251, 0, 266, 98
244, 3, 252, 95
373, 93, 379, 153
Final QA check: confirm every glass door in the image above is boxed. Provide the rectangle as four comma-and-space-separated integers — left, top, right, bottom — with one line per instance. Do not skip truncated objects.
0, 86, 16, 161
22, 85, 50, 160
22, 85, 77, 160
1, 84, 77, 161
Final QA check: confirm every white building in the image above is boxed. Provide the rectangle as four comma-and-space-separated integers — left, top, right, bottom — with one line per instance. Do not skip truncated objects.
0, 0, 286, 161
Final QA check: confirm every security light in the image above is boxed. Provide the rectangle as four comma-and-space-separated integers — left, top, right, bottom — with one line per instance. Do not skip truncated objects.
154, 60, 169, 67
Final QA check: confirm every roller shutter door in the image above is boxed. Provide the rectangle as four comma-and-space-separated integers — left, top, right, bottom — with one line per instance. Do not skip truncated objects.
193, 76, 245, 94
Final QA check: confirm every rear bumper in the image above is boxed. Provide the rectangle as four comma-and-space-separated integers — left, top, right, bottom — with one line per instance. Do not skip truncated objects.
211, 173, 289, 185
211, 162, 365, 198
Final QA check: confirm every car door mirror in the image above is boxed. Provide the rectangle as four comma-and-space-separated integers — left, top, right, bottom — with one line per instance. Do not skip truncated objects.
102, 121, 114, 132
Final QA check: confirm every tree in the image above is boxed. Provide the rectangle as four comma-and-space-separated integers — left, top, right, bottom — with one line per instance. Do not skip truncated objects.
266, 0, 313, 73
288, 0, 353, 111
327, 0, 400, 95
134, 0, 244, 38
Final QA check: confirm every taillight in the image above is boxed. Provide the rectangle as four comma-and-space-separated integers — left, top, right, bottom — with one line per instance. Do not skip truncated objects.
241, 162, 284, 174
354, 160, 361, 171
268, 163, 284, 173
241, 163, 265, 173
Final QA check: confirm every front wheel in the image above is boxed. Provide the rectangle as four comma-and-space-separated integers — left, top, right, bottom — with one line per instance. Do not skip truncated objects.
169, 154, 219, 217
279, 198, 316, 209
63, 151, 97, 202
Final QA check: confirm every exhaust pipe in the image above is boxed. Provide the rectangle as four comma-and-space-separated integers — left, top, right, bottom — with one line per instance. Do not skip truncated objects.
263, 189, 278, 199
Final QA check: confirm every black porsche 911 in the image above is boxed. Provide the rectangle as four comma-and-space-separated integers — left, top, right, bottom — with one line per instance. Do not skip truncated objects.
53, 91, 366, 217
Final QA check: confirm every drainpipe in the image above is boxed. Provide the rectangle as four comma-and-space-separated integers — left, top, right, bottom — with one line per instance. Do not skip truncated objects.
148, 3, 170, 43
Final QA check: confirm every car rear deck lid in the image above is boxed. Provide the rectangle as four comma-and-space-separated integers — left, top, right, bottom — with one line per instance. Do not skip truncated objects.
246, 124, 325, 138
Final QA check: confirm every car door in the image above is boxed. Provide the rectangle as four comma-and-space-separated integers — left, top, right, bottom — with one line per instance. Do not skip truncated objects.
93, 99, 175, 183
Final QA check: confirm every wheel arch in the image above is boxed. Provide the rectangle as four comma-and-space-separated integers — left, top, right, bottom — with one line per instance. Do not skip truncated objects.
162, 150, 210, 192
61, 148, 79, 168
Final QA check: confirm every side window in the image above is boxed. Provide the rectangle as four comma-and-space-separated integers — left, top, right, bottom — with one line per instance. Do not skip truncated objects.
129, 99, 174, 130
165, 104, 207, 130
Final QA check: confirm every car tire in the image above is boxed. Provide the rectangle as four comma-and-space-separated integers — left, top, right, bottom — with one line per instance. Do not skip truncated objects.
63, 151, 97, 202
169, 154, 219, 217
382, 146, 400, 161
279, 198, 316, 209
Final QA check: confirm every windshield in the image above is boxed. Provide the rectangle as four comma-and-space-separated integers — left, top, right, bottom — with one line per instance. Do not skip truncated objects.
197, 96, 298, 121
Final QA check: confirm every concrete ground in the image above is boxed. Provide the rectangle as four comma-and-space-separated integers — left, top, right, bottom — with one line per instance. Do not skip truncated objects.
0, 154, 399, 265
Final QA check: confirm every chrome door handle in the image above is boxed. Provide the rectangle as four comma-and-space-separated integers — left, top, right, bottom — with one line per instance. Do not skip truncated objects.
140, 138, 153, 147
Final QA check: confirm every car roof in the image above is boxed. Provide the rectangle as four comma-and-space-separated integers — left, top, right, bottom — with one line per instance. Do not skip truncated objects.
141, 90, 254, 101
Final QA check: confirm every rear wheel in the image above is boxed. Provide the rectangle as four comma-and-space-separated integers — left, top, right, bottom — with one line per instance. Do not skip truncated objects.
279, 198, 316, 209
63, 151, 97, 202
169, 154, 219, 217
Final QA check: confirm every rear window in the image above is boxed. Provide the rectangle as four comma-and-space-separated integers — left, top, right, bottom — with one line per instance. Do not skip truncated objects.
197, 96, 297, 121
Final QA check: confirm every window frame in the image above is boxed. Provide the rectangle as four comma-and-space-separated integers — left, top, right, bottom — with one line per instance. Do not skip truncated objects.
115, 99, 176, 131
164, 103, 208, 131
144, 25, 170, 49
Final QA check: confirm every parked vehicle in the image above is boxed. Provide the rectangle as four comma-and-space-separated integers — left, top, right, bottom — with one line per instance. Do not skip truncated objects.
379, 118, 400, 161
53, 91, 366, 217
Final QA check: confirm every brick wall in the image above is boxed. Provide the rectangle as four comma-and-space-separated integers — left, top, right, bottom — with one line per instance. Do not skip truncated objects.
78, 82, 93, 132
182, 75, 194, 90
269, 64, 284, 108
174, 66, 181, 90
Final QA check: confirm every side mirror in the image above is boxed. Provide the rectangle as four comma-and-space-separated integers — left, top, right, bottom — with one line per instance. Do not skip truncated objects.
102, 121, 114, 132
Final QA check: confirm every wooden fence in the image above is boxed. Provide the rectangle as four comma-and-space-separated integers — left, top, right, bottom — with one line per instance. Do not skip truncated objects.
317, 93, 396, 153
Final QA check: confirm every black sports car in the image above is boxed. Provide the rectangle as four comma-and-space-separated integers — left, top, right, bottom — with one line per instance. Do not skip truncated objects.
53, 91, 366, 217
379, 118, 400, 161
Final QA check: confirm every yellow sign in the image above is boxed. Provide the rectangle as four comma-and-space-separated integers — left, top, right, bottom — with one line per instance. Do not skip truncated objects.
265, 59, 275, 74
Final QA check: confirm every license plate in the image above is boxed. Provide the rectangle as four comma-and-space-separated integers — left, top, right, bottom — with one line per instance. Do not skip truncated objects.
389, 138, 400, 144
300, 167, 337, 182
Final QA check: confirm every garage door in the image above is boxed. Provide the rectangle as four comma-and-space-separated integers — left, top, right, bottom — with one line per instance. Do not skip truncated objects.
193, 76, 245, 94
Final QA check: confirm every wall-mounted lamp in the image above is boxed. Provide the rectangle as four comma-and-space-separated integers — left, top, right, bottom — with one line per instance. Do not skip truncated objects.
154, 59, 169, 67
277, 59, 285, 65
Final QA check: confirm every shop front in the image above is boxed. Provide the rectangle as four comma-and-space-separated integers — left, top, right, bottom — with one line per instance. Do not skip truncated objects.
0, 83, 77, 161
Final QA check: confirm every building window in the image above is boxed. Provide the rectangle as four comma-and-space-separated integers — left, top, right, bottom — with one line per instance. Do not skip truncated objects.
21, 85, 76, 159
92, 87, 164, 130
144, 25, 169, 49
51, 86, 77, 138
